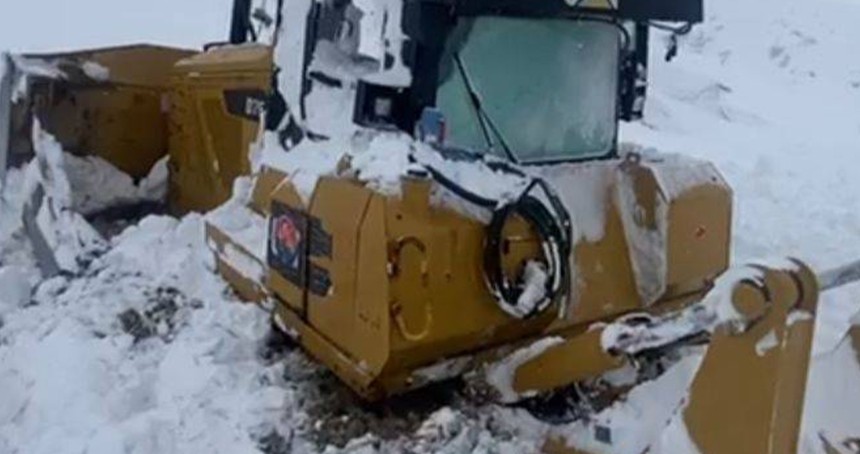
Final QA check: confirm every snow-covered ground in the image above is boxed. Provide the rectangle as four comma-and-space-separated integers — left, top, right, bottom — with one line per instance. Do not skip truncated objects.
2, 0, 860, 452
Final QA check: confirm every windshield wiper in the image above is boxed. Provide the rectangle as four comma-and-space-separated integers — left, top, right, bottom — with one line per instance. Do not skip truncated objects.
453, 53, 518, 164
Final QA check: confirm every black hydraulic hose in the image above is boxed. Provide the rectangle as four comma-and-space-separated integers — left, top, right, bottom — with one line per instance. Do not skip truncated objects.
414, 155, 572, 319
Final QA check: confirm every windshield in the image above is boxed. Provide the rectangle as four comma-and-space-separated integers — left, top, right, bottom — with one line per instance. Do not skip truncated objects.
436, 17, 620, 163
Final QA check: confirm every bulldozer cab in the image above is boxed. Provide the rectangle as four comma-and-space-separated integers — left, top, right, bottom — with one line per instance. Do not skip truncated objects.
275, 0, 702, 163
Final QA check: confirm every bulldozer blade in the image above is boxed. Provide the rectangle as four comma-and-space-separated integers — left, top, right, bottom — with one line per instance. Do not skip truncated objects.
1, 45, 194, 180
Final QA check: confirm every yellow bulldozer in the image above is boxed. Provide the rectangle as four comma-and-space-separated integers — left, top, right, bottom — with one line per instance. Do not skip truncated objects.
2, 0, 857, 452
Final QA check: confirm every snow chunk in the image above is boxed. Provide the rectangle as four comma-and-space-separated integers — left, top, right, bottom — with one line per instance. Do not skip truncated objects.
349, 132, 412, 195
81, 61, 110, 81
9, 55, 65, 102
486, 337, 564, 403
207, 177, 267, 261
515, 261, 549, 317
788, 310, 813, 327
257, 132, 347, 204
614, 163, 669, 306
755, 329, 779, 356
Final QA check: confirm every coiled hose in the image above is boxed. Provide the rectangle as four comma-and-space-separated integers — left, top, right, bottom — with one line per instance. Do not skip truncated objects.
416, 158, 573, 319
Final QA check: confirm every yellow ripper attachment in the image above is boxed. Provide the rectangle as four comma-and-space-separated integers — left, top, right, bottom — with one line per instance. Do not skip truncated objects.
499, 259, 824, 454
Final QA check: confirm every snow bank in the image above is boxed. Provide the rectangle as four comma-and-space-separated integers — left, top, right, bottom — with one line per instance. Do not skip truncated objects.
556, 353, 704, 454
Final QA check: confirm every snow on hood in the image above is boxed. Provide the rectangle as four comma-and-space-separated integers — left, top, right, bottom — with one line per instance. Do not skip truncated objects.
258, 128, 533, 220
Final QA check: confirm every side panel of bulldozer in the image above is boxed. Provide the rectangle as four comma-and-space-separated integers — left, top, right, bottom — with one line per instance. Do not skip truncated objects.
168, 45, 272, 213
4, 45, 195, 179
243, 156, 733, 400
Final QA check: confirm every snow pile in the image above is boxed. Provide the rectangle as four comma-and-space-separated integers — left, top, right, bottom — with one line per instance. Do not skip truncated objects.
81, 60, 110, 81
801, 281, 860, 451
207, 176, 267, 260
1, 121, 170, 274
64, 154, 168, 216
613, 160, 670, 306
0, 0, 234, 53
22, 122, 106, 273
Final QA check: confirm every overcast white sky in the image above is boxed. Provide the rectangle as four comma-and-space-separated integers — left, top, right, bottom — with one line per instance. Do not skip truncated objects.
0, 0, 235, 53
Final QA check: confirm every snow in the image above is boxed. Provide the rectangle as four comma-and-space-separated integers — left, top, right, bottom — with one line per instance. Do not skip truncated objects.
0, 213, 289, 454
80, 61, 110, 81
207, 177, 267, 261
65, 154, 169, 215
3, 0, 860, 451
614, 158, 669, 306
8, 55, 66, 102
535, 162, 612, 244
515, 261, 549, 317
0, 266, 31, 309
485, 336, 564, 403
0, 0, 233, 53
411, 356, 472, 387
27, 121, 106, 273
642, 151, 726, 201
256, 133, 347, 205
223, 243, 266, 284
755, 329, 779, 357
802, 334, 860, 453
272, 0, 313, 125
555, 353, 704, 454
